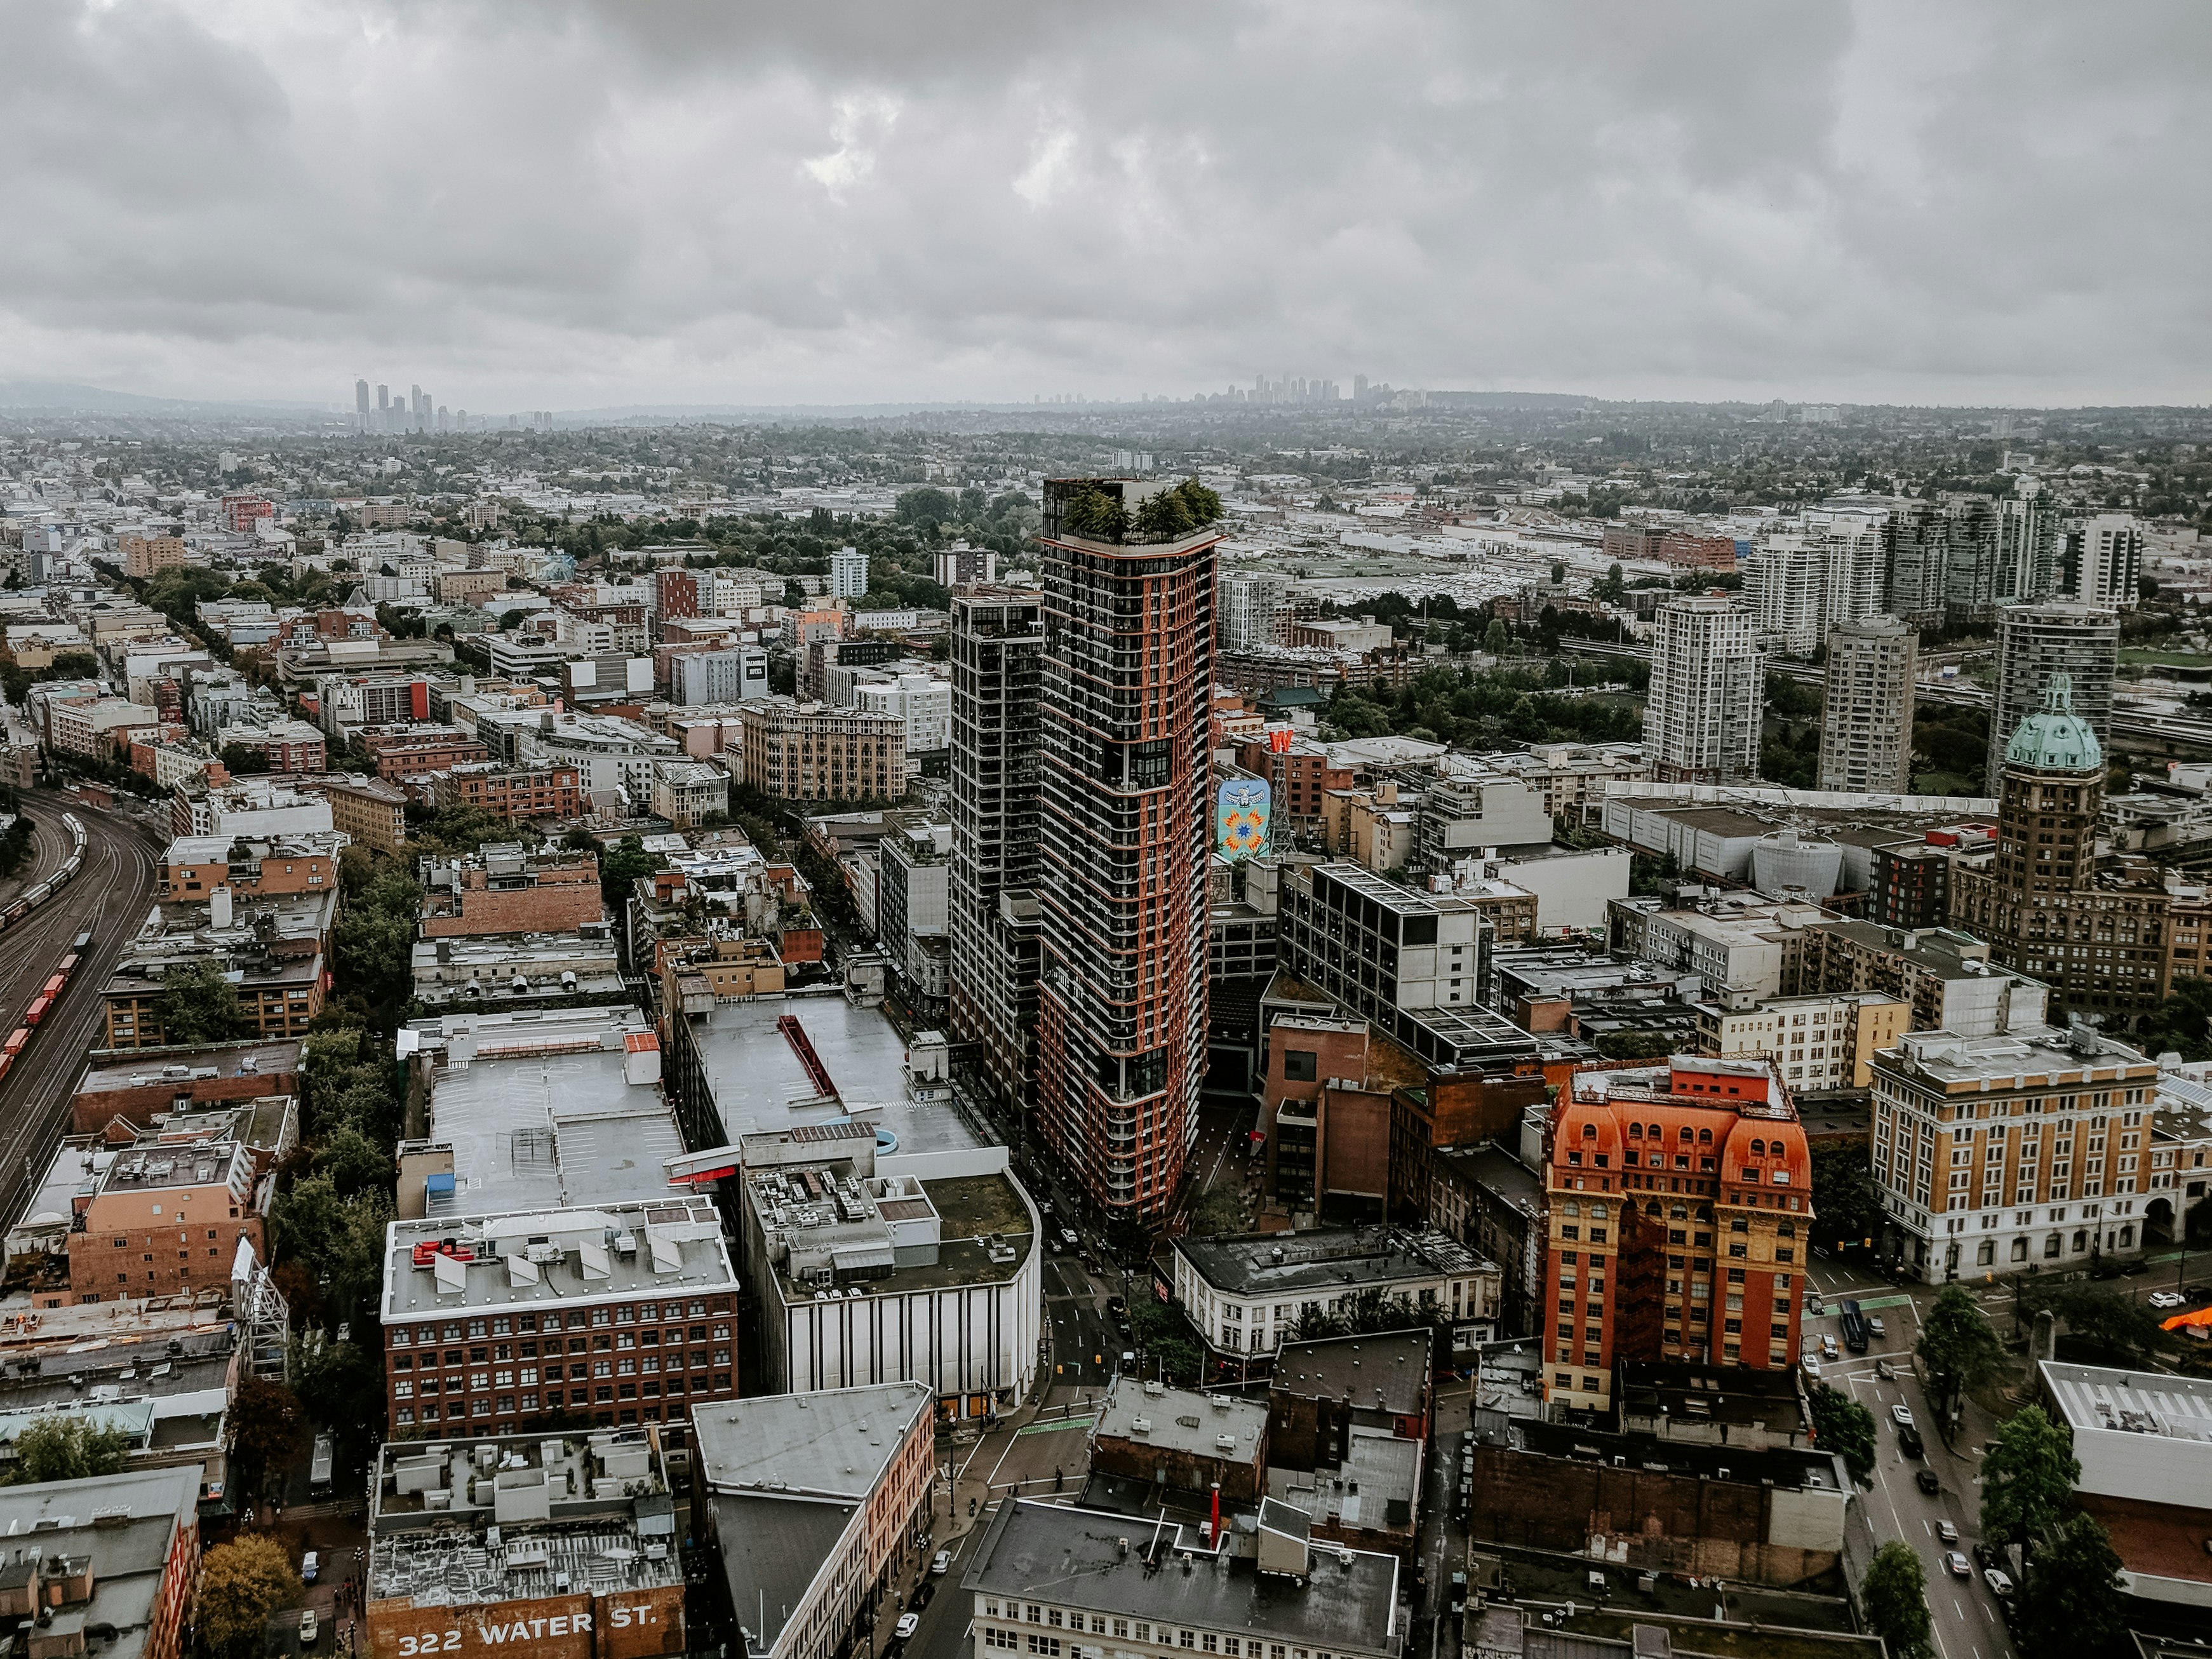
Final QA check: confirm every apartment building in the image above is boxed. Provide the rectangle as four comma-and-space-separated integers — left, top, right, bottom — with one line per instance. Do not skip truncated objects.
1473, 741, 1647, 823
1986, 604, 2118, 796
1170, 1226, 1498, 1361
1870, 1024, 2161, 1282
651, 759, 729, 829
65, 1141, 262, 1304
1235, 732, 1352, 836
1032, 479, 1219, 1222
1643, 596, 1763, 784
1694, 991, 1912, 1092
365, 725, 492, 784
737, 698, 907, 802
948, 591, 1046, 1115
1817, 614, 1917, 793
1792, 918, 2048, 1034
417, 846, 603, 937
1542, 1057, 1813, 1414
1278, 863, 1485, 1024
294, 772, 410, 852
119, 533, 186, 577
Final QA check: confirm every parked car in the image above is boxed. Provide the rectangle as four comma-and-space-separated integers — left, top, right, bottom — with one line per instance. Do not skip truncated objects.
1875, 1359, 1896, 1381
1915, 1470, 1941, 1495
1984, 1568, 2014, 1597
299, 1612, 319, 1648
1802, 1353, 1822, 1378
1820, 1335, 1840, 1362
2120, 1259, 2148, 1277
2150, 1290, 2186, 1310
1868, 1314, 1887, 1338
300, 1552, 318, 1585
1945, 1552, 1971, 1578
933, 1551, 951, 1576
1937, 1520, 1958, 1542
895, 1614, 920, 1641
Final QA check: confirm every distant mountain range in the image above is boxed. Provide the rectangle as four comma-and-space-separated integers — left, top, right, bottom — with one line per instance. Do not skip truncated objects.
0, 380, 336, 415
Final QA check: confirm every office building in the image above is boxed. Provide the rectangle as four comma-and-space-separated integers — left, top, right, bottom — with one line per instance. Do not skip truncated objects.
963, 1501, 1407, 1659
0, 1467, 204, 1659
829, 544, 870, 600
1950, 675, 2169, 1021
1033, 479, 1221, 1222
692, 1383, 935, 1659
2061, 512, 2143, 610
1816, 614, 1917, 793
1986, 602, 2117, 796
948, 591, 1047, 1115
1693, 991, 1911, 1092
1870, 1026, 2159, 1282
1169, 1227, 1497, 1360
671, 645, 770, 706
365, 1430, 685, 1659
2035, 1360, 2212, 1609
1541, 1056, 1812, 1414
1278, 863, 1485, 1023
355, 377, 372, 433
852, 670, 952, 755
1642, 596, 1762, 784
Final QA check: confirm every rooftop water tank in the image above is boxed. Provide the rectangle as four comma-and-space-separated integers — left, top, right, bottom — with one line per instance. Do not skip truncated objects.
1750, 825, 1842, 899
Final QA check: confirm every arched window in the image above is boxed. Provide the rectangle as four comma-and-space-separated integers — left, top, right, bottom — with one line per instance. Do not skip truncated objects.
1679, 1127, 1694, 1142
1582, 1122, 1598, 1141
1646, 1124, 1661, 1141
1646, 1201, 1661, 1216
1670, 1206, 1687, 1219
1698, 1128, 1713, 1145
1628, 1122, 1644, 1139
1777, 1221, 1795, 1238
1750, 1138, 1766, 1156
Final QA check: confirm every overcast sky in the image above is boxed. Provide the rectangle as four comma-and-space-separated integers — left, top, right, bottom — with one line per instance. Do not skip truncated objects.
4, 1, 2206, 411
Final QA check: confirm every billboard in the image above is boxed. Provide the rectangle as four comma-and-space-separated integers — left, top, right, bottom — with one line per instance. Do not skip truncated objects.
1216, 776, 1271, 861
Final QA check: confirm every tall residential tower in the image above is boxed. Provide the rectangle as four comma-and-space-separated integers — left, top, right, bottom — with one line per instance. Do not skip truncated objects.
1987, 603, 2118, 796
1817, 614, 1917, 794
1033, 478, 1221, 1223
1643, 595, 1763, 784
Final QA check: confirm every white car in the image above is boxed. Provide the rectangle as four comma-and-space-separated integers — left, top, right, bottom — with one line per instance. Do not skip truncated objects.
932, 1550, 951, 1576
1983, 1567, 2014, 1598
298, 1611, 319, 1648
1937, 1521, 1959, 1543
895, 1614, 920, 1641
1802, 1353, 1822, 1378
2149, 1290, 2186, 1310
1891, 1404, 1915, 1428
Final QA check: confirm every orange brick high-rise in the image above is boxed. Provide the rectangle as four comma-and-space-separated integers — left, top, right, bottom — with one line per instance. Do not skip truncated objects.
1033, 478, 1221, 1225
1542, 1056, 1813, 1414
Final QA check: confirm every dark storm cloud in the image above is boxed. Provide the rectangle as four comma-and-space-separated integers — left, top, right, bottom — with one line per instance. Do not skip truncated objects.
1, 0, 2205, 406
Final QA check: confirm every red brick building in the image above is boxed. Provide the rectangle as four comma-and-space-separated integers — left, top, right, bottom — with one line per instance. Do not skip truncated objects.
420, 851, 603, 937
364, 725, 492, 784
1543, 1056, 1812, 1414
1235, 733, 1353, 833
432, 761, 587, 823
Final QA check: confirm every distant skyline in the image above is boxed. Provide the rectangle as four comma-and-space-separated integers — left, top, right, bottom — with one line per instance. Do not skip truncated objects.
3, 3, 2207, 410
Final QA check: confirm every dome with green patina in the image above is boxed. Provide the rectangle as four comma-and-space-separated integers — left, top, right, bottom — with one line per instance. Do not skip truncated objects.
2004, 673, 2101, 772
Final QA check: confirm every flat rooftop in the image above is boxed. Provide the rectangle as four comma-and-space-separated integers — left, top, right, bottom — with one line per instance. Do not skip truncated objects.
1506, 1420, 1844, 1493
1176, 1226, 1489, 1300
1270, 1330, 1431, 1416
76, 1039, 300, 1093
691, 995, 982, 1155
1093, 1379, 1267, 1463
1882, 1023, 2158, 1089
414, 1008, 685, 1215
692, 1380, 931, 1502
2040, 1360, 2212, 1447
381, 1199, 737, 1322
963, 1501, 1402, 1659
368, 1430, 680, 1608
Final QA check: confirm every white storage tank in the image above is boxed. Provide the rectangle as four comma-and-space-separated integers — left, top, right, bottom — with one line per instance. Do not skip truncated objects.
1750, 825, 1842, 899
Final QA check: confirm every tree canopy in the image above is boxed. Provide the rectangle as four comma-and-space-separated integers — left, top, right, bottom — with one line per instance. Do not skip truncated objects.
1806, 1383, 1877, 1485
1858, 1540, 1933, 1659
1980, 1404, 2081, 1546
197, 1534, 304, 1659
1915, 1284, 2006, 1416
2016, 1512, 2127, 1659
156, 960, 246, 1045
1, 1416, 130, 1484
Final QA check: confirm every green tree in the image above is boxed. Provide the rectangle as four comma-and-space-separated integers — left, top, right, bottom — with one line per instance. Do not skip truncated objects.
894, 487, 957, 527
218, 741, 270, 775
1150, 1336, 1202, 1386
1858, 1540, 1933, 1659
1809, 1146, 1883, 1251
225, 1375, 306, 1503
1, 1415, 130, 1484
156, 960, 246, 1045
2016, 1512, 2126, 1659
196, 1533, 304, 1659
1981, 1404, 2081, 1547
313, 1122, 395, 1197
598, 834, 655, 908
1915, 1284, 2006, 1418
1483, 619, 1508, 655
2048, 1282, 2161, 1366
1592, 561, 1628, 604
1061, 483, 1130, 542
1549, 561, 1566, 584
1806, 1383, 1878, 1485
2136, 975, 2212, 1063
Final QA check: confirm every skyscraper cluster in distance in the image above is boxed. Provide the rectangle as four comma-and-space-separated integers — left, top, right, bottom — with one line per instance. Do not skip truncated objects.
354, 377, 467, 436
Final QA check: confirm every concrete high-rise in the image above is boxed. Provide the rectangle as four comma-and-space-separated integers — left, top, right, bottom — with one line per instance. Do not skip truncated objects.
1884, 502, 1948, 628
1217, 570, 1290, 652
1942, 495, 2001, 623
1033, 478, 1221, 1224
2061, 514, 2143, 611
1643, 595, 1763, 784
829, 546, 870, 600
1987, 603, 2118, 796
1817, 614, 1917, 794
1816, 514, 1887, 631
948, 590, 1047, 1118
1740, 537, 1825, 656
354, 378, 371, 433
1996, 483, 2060, 602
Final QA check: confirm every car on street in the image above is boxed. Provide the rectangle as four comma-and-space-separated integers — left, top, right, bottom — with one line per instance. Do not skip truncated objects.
2120, 1258, 2148, 1277
1801, 1353, 1821, 1378
299, 1613, 318, 1648
912, 1582, 935, 1611
1805, 1292, 1825, 1315
1059, 1227, 1079, 1248
1820, 1335, 1840, 1361
1868, 1314, 1886, 1338
1106, 1296, 1127, 1317
1937, 1520, 1957, 1541
2150, 1290, 2187, 1310
1915, 1470, 1940, 1495
1891, 1403, 1915, 1428
300, 1552, 318, 1585
1898, 1425, 1925, 1459
1875, 1359, 1896, 1381
1984, 1567, 2014, 1597
895, 1614, 920, 1641
933, 1551, 951, 1576
1945, 1552, 1971, 1578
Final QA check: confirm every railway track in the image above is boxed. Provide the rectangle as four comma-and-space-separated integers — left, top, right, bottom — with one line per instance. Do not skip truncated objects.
0, 794, 164, 1233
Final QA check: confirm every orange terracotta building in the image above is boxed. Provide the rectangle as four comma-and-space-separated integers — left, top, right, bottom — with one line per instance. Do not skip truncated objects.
1543, 1055, 1813, 1414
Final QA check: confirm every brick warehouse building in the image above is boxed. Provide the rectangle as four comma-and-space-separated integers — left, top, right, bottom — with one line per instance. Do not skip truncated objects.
1543, 1056, 1813, 1415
